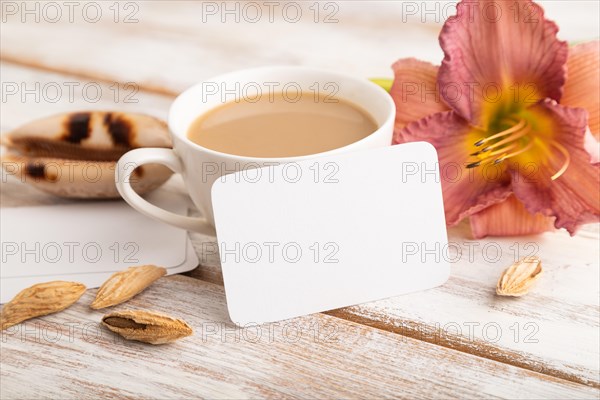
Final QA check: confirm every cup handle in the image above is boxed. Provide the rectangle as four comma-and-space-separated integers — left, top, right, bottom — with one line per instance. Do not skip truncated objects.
116, 148, 211, 233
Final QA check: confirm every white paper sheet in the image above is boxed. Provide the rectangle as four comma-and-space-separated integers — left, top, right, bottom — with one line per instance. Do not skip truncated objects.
1, 191, 198, 302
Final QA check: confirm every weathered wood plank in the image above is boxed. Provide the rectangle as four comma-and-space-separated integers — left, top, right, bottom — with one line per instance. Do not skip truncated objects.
327, 222, 600, 387
2, 56, 599, 392
2, 274, 597, 399
187, 218, 600, 387
1, 1, 597, 96
0, 62, 171, 128
0, 1, 439, 94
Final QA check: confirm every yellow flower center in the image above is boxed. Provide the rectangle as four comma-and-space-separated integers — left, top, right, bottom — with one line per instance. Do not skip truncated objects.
466, 116, 570, 180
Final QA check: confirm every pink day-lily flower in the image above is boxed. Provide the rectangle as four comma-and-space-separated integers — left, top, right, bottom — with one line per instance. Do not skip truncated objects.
391, 0, 600, 238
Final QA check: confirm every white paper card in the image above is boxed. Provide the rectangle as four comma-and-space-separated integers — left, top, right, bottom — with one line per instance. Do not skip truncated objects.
1, 191, 198, 302
212, 142, 449, 325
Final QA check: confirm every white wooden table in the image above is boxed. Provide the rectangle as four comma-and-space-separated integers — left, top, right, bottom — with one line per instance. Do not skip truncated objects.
1, 2, 599, 398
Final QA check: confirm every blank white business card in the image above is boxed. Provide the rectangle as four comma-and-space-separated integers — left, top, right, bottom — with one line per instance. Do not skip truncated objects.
212, 142, 450, 325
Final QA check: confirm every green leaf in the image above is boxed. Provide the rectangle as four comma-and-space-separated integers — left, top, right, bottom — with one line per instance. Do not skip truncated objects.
369, 78, 393, 93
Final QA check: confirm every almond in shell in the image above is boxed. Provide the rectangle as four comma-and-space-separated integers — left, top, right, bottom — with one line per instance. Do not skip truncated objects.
1, 281, 86, 330
91, 265, 166, 309
102, 310, 193, 344
496, 256, 542, 297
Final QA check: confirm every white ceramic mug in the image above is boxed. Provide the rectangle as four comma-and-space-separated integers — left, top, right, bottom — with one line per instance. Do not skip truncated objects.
116, 66, 396, 232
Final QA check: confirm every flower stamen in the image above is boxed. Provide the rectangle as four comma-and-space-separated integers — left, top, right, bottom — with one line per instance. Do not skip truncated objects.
473, 119, 527, 147
467, 119, 533, 169
469, 143, 520, 164
487, 142, 520, 157
494, 139, 535, 164
470, 142, 519, 157
549, 140, 570, 180
480, 121, 532, 152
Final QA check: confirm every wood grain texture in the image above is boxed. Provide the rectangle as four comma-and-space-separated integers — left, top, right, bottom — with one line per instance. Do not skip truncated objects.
185, 208, 600, 386
1, 61, 599, 395
2, 275, 598, 399
0, 62, 171, 130
2, 4, 600, 395
1, 1, 597, 96
328, 223, 600, 387
0, 1, 441, 94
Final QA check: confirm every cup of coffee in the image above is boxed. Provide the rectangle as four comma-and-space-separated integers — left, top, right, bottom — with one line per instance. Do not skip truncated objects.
116, 66, 396, 232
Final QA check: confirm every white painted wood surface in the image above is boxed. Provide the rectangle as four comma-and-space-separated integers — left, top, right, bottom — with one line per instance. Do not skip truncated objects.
330, 223, 600, 386
2, 275, 598, 399
2, 1, 597, 94
1, 53, 599, 400
1, 1, 599, 398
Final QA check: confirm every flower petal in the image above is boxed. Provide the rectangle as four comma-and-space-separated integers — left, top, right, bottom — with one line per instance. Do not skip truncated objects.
562, 41, 600, 139
438, 0, 568, 128
509, 101, 600, 234
395, 111, 512, 226
469, 195, 555, 239
390, 58, 449, 133
584, 128, 600, 164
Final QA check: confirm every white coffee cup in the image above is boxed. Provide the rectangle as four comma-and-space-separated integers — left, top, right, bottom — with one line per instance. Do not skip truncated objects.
116, 66, 396, 232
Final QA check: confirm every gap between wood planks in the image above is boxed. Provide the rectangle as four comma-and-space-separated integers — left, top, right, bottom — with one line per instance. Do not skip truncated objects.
2, 55, 598, 391
324, 308, 600, 389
